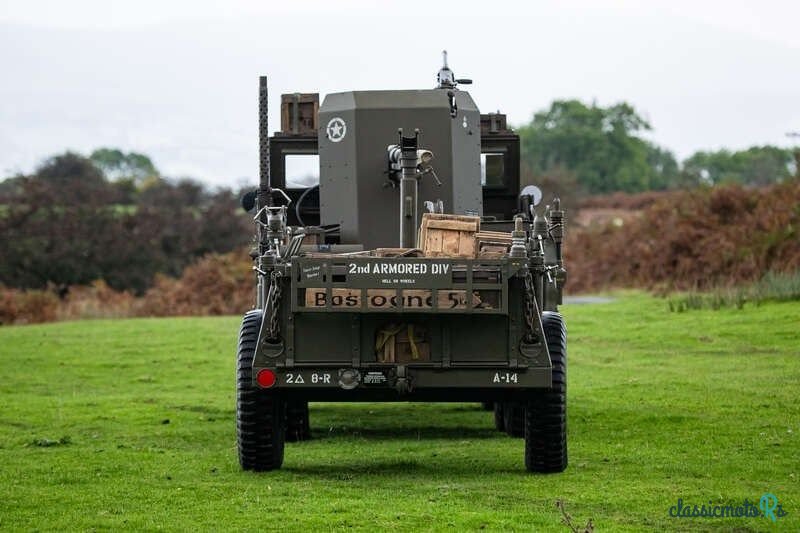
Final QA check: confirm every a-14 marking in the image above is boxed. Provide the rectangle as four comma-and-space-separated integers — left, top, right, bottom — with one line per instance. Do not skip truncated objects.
493, 372, 518, 384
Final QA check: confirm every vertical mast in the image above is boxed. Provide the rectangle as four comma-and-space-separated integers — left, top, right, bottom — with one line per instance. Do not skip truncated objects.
258, 76, 271, 208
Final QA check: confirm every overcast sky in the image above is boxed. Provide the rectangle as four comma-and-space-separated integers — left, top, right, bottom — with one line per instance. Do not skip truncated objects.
1, 0, 798, 187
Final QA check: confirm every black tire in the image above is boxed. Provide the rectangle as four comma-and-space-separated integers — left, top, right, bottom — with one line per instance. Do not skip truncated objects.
524, 311, 567, 473
236, 310, 286, 471
286, 400, 311, 442
503, 402, 525, 438
493, 402, 505, 431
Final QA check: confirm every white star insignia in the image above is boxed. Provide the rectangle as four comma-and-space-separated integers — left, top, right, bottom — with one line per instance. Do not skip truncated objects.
327, 117, 346, 142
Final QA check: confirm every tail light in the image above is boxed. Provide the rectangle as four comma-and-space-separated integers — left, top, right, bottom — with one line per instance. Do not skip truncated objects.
256, 369, 276, 388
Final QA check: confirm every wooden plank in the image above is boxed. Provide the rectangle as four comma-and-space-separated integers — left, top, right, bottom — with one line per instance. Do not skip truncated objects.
423, 213, 480, 223
373, 248, 423, 257
442, 232, 460, 256
425, 219, 479, 232
478, 250, 506, 259
304, 288, 360, 307
304, 288, 484, 309
458, 234, 477, 257
480, 244, 508, 254
366, 289, 397, 309
302, 251, 371, 258
477, 230, 512, 236
427, 230, 443, 255
476, 231, 513, 241
475, 231, 512, 245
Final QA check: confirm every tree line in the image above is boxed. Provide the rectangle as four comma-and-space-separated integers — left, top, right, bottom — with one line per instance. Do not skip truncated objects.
0, 150, 251, 293
519, 99, 798, 197
1, 100, 796, 294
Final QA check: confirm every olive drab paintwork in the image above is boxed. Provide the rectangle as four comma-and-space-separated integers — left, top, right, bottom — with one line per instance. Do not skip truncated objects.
318, 90, 482, 250
236, 52, 569, 472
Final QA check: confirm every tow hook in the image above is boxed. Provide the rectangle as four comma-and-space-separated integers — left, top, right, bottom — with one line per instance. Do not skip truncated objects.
394, 365, 413, 395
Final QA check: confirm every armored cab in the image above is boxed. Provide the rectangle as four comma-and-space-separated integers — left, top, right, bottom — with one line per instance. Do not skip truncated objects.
318, 90, 482, 248
236, 53, 568, 473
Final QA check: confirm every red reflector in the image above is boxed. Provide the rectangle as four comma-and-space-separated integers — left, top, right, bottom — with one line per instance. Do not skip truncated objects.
256, 369, 276, 388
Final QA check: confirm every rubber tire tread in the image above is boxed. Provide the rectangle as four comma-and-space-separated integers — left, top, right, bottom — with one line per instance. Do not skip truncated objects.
503, 402, 525, 438
493, 402, 505, 432
236, 310, 286, 471
524, 311, 567, 473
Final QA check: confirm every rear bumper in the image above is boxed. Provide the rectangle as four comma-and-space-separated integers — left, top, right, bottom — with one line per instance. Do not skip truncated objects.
252, 364, 552, 401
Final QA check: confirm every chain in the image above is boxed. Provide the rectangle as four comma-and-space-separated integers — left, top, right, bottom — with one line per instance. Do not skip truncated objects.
522, 269, 538, 343
265, 270, 283, 341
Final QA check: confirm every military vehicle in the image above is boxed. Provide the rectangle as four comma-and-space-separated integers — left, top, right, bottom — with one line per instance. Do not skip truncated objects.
236, 52, 567, 472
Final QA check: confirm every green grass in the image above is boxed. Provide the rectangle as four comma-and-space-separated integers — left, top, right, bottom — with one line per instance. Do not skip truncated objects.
0, 294, 798, 531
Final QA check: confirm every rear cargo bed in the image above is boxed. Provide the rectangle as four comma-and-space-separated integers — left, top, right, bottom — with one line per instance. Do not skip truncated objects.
284, 256, 528, 368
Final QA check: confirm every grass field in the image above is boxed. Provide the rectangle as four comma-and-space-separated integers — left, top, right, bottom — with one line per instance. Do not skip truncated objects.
0, 293, 798, 531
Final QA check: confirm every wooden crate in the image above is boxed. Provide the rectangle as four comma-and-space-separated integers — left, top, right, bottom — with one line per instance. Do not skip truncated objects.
476, 230, 512, 258
280, 93, 319, 135
419, 213, 480, 258
476, 230, 512, 245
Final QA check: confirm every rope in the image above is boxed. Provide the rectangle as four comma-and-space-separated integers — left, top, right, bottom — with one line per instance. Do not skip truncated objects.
375, 324, 405, 362
407, 324, 419, 360
375, 323, 421, 361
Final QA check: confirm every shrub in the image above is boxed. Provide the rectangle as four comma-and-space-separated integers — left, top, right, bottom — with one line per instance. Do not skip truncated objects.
0, 250, 255, 325
58, 281, 138, 321
137, 251, 253, 317
0, 286, 60, 325
566, 182, 800, 293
